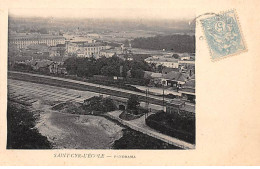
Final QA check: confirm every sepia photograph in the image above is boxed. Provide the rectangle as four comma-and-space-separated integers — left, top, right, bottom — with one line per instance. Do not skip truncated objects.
1, 0, 260, 166
7, 8, 196, 150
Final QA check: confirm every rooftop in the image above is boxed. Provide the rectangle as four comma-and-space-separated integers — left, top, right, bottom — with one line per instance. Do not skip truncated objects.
190, 74, 195, 80
179, 88, 195, 94
167, 99, 195, 113
162, 67, 179, 74
9, 34, 65, 40
69, 37, 94, 43
145, 56, 179, 63
26, 44, 49, 51
165, 71, 188, 82
151, 73, 163, 78
182, 79, 195, 89
181, 104, 195, 113
100, 48, 122, 53
30, 59, 53, 68
167, 99, 185, 106
69, 42, 105, 47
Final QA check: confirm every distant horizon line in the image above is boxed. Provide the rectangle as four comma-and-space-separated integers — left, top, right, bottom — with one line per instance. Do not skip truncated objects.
8, 8, 195, 21
8, 15, 194, 22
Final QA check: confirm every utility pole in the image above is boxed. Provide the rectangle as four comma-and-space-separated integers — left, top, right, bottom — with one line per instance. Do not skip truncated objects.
163, 84, 165, 112
99, 84, 101, 97
145, 88, 148, 119
147, 87, 150, 118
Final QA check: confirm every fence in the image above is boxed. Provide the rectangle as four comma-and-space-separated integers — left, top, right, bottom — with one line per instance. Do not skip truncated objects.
105, 113, 195, 149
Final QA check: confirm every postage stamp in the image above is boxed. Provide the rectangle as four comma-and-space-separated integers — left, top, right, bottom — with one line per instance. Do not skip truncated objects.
200, 10, 247, 61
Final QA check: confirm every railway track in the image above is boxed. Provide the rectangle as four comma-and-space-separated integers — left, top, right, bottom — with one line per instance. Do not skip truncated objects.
8, 79, 87, 105
8, 71, 167, 106
8, 71, 195, 111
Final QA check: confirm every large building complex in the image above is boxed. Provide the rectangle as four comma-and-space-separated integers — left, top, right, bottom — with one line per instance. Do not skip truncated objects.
9, 33, 66, 49
66, 39, 107, 58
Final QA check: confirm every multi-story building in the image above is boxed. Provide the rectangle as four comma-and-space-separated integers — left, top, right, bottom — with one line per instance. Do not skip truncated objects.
67, 41, 107, 58
9, 34, 65, 49
145, 56, 179, 68
49, 44, 66, 57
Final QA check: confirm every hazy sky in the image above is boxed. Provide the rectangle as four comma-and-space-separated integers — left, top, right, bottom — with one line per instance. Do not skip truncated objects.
9, 8, 195, 21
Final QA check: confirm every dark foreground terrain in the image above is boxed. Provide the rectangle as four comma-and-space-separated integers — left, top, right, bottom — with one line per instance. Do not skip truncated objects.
7, 100, 181, 149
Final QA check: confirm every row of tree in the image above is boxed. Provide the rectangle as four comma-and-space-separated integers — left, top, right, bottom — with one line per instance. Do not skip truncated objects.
131, 34, 195, 53
63, 56, 153, 79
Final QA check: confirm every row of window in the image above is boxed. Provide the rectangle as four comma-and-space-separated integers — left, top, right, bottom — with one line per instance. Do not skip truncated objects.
11, 40, 65, 44
77, 52, 99, 57
147, 61, 179, 67
68, 46, 105, 52
85, 51, 99, 55
11, 38, 65, 41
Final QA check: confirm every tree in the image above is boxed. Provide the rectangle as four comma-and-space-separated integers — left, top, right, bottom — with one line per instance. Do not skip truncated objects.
131, 35, 195, 53
103, 98, 117, 112
38, 28, 48, 34
7, 103, 51, 149
13, 63, 33, 71
172, 54, 180, 59
157, 64, 164, 73
130, 68, 144, 79
63, 56, 153, 79
83, 96, 116, 112
127, 94, 140, 110
123, 39, 130, 47
8, 44, 20, 57
101, 65, 120, 77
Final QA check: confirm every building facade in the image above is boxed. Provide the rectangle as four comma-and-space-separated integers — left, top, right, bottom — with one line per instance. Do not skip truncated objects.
145, 56, 179, 68
9, 34, 66, 49
67, 41, 107, 58
49, 44, 66, 57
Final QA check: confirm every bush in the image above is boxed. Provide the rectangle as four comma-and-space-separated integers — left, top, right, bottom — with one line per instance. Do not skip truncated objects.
145, 111, 195, 144
139, 107, 149, 114
119, 110, 143, 121
112, 129, 181, 149
102, 98, 117, 112
83, 96, 117, 113
127, 94, 140, 111
13, 63, 33, 71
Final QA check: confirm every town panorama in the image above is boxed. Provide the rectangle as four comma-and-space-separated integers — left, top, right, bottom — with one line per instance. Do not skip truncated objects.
7, 14, 196, 149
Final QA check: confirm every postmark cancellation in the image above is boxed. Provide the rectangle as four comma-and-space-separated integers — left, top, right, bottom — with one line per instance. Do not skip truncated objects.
200, 10, 247, 61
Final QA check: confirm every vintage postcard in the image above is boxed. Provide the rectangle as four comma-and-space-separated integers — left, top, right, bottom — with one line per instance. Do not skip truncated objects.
6, 7, 196, 150
0, 0, 259, 166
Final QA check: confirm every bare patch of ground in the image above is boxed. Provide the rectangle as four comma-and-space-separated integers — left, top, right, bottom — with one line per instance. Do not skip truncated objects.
35, 101, 123, 149
45, 112, 123, 149
9, 79, 123, 149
